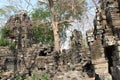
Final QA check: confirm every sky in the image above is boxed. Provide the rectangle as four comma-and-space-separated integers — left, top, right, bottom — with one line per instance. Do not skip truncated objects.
0, 0, 38, 27
0, 0, 37, 10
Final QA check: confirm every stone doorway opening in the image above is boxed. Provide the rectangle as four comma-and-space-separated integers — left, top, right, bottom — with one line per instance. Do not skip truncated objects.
104, 45, 116, 74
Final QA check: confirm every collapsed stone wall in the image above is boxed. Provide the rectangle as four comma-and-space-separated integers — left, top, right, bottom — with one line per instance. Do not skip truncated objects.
0, 44, 56, 79
86, 0, 120, 80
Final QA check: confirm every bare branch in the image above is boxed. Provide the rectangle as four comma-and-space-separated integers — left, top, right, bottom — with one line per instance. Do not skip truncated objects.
91, 0, 98, 8
32, 20, 51, 26
38, 0, 48, 5
58, 19, 75, 25
24, 0, 35, 9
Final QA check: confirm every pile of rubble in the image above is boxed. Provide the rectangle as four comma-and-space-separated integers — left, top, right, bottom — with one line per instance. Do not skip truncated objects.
52, 30, 94, 80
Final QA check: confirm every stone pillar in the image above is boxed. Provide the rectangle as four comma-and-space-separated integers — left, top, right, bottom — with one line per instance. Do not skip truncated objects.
110, 40, 120, 80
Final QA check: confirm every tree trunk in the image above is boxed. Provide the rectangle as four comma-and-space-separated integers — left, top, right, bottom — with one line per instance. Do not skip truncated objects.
52, 21, 60, 52
48, 0, 60, 52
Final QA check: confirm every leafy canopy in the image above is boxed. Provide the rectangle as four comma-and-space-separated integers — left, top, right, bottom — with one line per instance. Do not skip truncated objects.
31, 7, 54, 45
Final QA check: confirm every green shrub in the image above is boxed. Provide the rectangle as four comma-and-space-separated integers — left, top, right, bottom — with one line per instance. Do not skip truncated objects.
33, 26, 54, 45
31, 71, 49, 80
40, 72, 48, 80
14, 74, 25, 80
1, 27, 9, 38
0, 38, 8, 46
0, 27, 9, 46
14, 71, 49, 80
8, 42, 15, 50
31, 74, 40, 80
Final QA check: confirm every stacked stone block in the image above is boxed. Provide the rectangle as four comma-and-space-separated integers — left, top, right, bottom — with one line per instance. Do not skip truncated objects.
87, 0, 120, 80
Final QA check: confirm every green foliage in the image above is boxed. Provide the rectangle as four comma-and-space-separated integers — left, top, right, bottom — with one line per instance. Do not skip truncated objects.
14, 74, 26, 80
40, 71, 48, 80
31, 8, 54, 45
0, 38, 8, 46
13, 71, 49, 80
0, 27, 9, 46
0, 26, 15, 49
1, 27, 9, 38
31, 8, 50, 21
31, 7, 73, 45
31, 74, 40, 80
31, 71, 49, 80
32, 25, 54, 45
8, 42, 15, 50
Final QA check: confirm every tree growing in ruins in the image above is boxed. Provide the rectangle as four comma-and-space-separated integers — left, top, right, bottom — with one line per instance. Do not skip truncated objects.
39, 0, 87, 52
0, 0, 87, 52
31, 8, 54, 45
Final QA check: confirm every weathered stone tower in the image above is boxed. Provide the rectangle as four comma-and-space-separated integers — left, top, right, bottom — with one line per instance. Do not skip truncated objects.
3, 12, 33, 74
5, 12, 33, 49
87, 0, 120, 80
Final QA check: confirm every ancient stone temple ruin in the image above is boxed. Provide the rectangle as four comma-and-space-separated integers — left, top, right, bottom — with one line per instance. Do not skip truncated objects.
86, 0, 120, 80
2, 1, 120, 80
0, 12, 93, 80
0, 12, 34, 79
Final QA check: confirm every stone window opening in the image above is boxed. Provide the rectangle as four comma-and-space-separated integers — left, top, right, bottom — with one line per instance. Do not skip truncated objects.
39, 50, 47, 56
